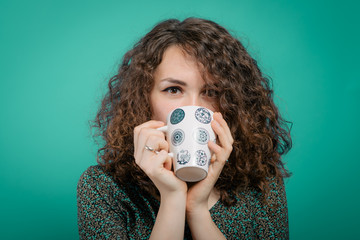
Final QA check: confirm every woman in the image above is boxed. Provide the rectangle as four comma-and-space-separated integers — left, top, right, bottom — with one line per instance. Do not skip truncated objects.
77, 17, 292, 239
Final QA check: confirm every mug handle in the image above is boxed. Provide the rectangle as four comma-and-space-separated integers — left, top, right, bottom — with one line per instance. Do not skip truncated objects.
156, 126, 168, 132
156, 126, 174, 158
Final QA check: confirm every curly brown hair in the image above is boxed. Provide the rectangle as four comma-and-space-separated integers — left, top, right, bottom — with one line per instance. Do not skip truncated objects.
92, 17, 292, 206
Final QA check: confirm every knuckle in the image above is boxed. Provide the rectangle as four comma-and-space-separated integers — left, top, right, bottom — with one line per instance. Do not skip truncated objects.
139, 127, 151, 137
147, 135, 158, 142
159, 131, 166, 138
135, 155, 143, 166
134, 126, 140, 134
163, 140, 169, 149
225, 145, 233, 153
138, 127, 146, 134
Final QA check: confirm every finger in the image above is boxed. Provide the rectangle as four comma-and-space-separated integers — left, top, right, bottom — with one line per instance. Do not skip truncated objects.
214, 112, 233, 143
136, 135, 166, 165
198, 152, 224, 187
208, 141, 226, 163
143, 150, 172, 179
213, 112, 233, 144
211, 118, 232, 152
134, 120, 164, 148
139, 149, 168, 177
208, 140, 222, 154
143, 136, 169, 156
162, 151, 173, 171
135, 126, 166, 161
134, 120, 165, 154
210, 153, 217, 164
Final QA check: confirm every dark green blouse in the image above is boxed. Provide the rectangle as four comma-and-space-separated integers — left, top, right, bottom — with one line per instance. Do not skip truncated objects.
77, 165, 289, 239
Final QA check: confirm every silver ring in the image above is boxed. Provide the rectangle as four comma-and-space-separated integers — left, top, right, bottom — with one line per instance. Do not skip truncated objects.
144, 145, 159, 154
144, 145, 155, 152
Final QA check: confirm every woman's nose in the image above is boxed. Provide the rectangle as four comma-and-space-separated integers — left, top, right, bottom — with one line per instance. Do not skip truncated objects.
184, 95, 202, 107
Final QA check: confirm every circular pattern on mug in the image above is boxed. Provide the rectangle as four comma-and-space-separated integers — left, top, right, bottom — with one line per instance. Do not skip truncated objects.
193, 128, 209, 145
171, 129, 185, 146
170, 108, 185, 125
177, 150, 191, 165
195, 108, 211, 124
195, 150, 207, 166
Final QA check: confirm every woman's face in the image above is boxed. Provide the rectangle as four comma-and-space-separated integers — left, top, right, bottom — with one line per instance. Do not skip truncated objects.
150, 45, 217, 123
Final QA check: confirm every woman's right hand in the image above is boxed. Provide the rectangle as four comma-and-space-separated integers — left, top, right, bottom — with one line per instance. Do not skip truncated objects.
134, 120, 187, 196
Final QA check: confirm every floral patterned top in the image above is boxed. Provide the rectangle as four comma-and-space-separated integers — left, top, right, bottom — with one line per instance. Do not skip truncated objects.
77, 165, 289, 239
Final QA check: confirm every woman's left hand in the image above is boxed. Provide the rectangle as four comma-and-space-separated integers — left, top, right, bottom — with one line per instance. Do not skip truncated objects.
186, 112, 234, 215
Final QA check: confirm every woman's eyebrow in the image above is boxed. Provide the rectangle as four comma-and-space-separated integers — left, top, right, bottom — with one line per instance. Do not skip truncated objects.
160, 78, 187, 86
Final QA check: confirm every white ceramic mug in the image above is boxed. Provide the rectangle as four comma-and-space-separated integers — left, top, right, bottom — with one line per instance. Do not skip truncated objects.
157, 106, 216, 182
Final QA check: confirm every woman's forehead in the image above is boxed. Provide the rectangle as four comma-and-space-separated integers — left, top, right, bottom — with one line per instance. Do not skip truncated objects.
154, 45, 217, 84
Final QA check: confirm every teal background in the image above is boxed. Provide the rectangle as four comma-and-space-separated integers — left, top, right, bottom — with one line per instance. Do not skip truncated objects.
1, 0, 359, 239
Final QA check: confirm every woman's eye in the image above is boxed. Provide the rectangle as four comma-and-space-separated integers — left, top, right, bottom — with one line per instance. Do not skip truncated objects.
164, 87, 181, 94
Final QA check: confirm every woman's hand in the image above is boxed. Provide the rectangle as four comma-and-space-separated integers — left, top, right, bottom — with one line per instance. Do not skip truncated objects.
185, 112, 232, 239
134, 120, 187, 196
186, 112, 234, 215
135, 121, 187, 240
